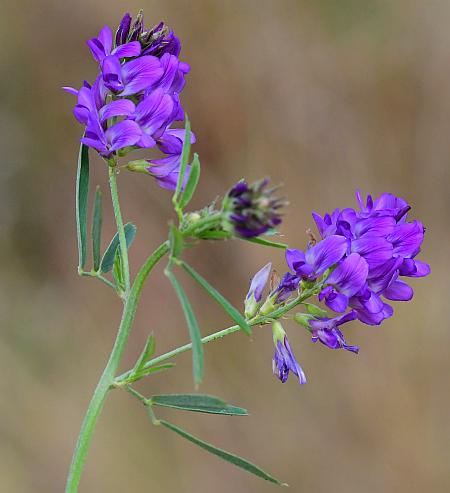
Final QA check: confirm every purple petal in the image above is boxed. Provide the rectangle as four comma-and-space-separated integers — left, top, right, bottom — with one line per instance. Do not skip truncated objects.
99, 99, 136, 122
112, 41, 142, 59
247, 263, 272, 302
134, 89, 174, 135
101, 55, 124, 92
121, 56, 164, 96
324, 292, 348, 312
286, 248, 306, 273
105, 120, 142, 152
399, 259, 430, 277
305, 235, 348, 276
158, 128, 196, 155
326, 253, 369, 297
383, 280, 413, 301
351, 236, 393, 268
62, 86, 78, 95
387, 221, 425, 258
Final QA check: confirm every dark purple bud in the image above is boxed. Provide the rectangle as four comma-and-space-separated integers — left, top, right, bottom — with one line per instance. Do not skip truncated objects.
223, 179, 286, 238
115, 13, 132, 46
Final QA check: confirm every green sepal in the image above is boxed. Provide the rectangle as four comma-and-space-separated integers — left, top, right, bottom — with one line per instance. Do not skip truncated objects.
178, 152, 200, 210
158, 420, 286, 486
100, 223, 137, 273
180, 261, 252, 336
303, 303, 328, 317
294, 312, 314, 328
76, 143, 89, 270
165, 268, 203, 385
91, 186, 103, 271
198, 230, 232, 240
151, 394, 248, 415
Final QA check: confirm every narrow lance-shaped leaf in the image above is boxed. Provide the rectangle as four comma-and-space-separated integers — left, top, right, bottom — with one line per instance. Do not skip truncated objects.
126, 363, 175, 383
131, 335, 156, 376
100, 223, 137, 273
91, 186, 103, 271
76, 143, 89, 269
159, 420, 286, 486
173, 118, 191, 205
243, 236, 288, 250
151, 394, 248, 416
180, 261, 252, 336
179, 152, 200, 210
165, 268, 203, 385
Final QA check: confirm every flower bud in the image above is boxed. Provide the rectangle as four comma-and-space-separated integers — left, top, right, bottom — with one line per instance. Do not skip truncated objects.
222, 179, 286, 238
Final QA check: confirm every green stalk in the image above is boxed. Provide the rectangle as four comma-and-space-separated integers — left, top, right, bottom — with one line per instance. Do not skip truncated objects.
65, 233, 169, 490
115, 288, 316, 385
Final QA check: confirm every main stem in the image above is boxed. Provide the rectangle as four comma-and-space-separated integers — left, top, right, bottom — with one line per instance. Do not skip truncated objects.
65, 169, 169, 493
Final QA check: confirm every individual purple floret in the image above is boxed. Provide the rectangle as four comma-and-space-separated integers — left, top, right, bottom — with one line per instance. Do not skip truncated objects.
309, 312, 359, 353
223, 179, 286, 238
272, 322, 306, 384
64, 11, 192, 190
244, 262, 272, 318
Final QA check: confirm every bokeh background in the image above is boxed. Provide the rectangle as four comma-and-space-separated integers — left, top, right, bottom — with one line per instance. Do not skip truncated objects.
1, 1, 449, 492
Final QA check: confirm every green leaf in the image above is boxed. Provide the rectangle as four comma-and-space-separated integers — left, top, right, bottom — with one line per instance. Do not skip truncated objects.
112, 249, 125, 291
126, 363, 175, 383
91, 186, 103, 271
165, 268, 203, 385
159, 420, 285, 485
179, 152, 200, 210
173, 118, 191, 204
151, 394, 248, 415
242, 237, 288, 249
76, 143, 89, 269
169, 224, 184, 258
100, 223, 137, 273
180, 261, 252, 336
131, 335, 156, 375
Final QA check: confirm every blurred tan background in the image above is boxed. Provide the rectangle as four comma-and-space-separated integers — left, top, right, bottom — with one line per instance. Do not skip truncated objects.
0, 0, 448, 492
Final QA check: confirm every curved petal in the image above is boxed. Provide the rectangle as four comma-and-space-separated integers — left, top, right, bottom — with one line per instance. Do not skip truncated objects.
247, 263, 272, 302
106, 120, 142, 152
112, 41, 141, 59
286, 248, 306, 273
101, 55, 124, 92
383, 280, 413, 301
305, 235, 348, 276
325, 292, 348, 313
326, 253, 368, 297
99, 99, 135, 122
351, 236, 393, 268
121, 56, 164, 96
387, 221, 425, 258
399, 259, 430, 277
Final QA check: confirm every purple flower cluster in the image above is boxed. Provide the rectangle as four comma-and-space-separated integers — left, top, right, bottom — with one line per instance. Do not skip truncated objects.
245, 191, 429, 384
64, 11, 193, 189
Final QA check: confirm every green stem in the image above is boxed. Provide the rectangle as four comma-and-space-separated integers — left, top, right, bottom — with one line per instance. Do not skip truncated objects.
65, 240, 169, 493
115, 288, 315, 385
80, 271, 116, 291
109, 167, 131, 295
